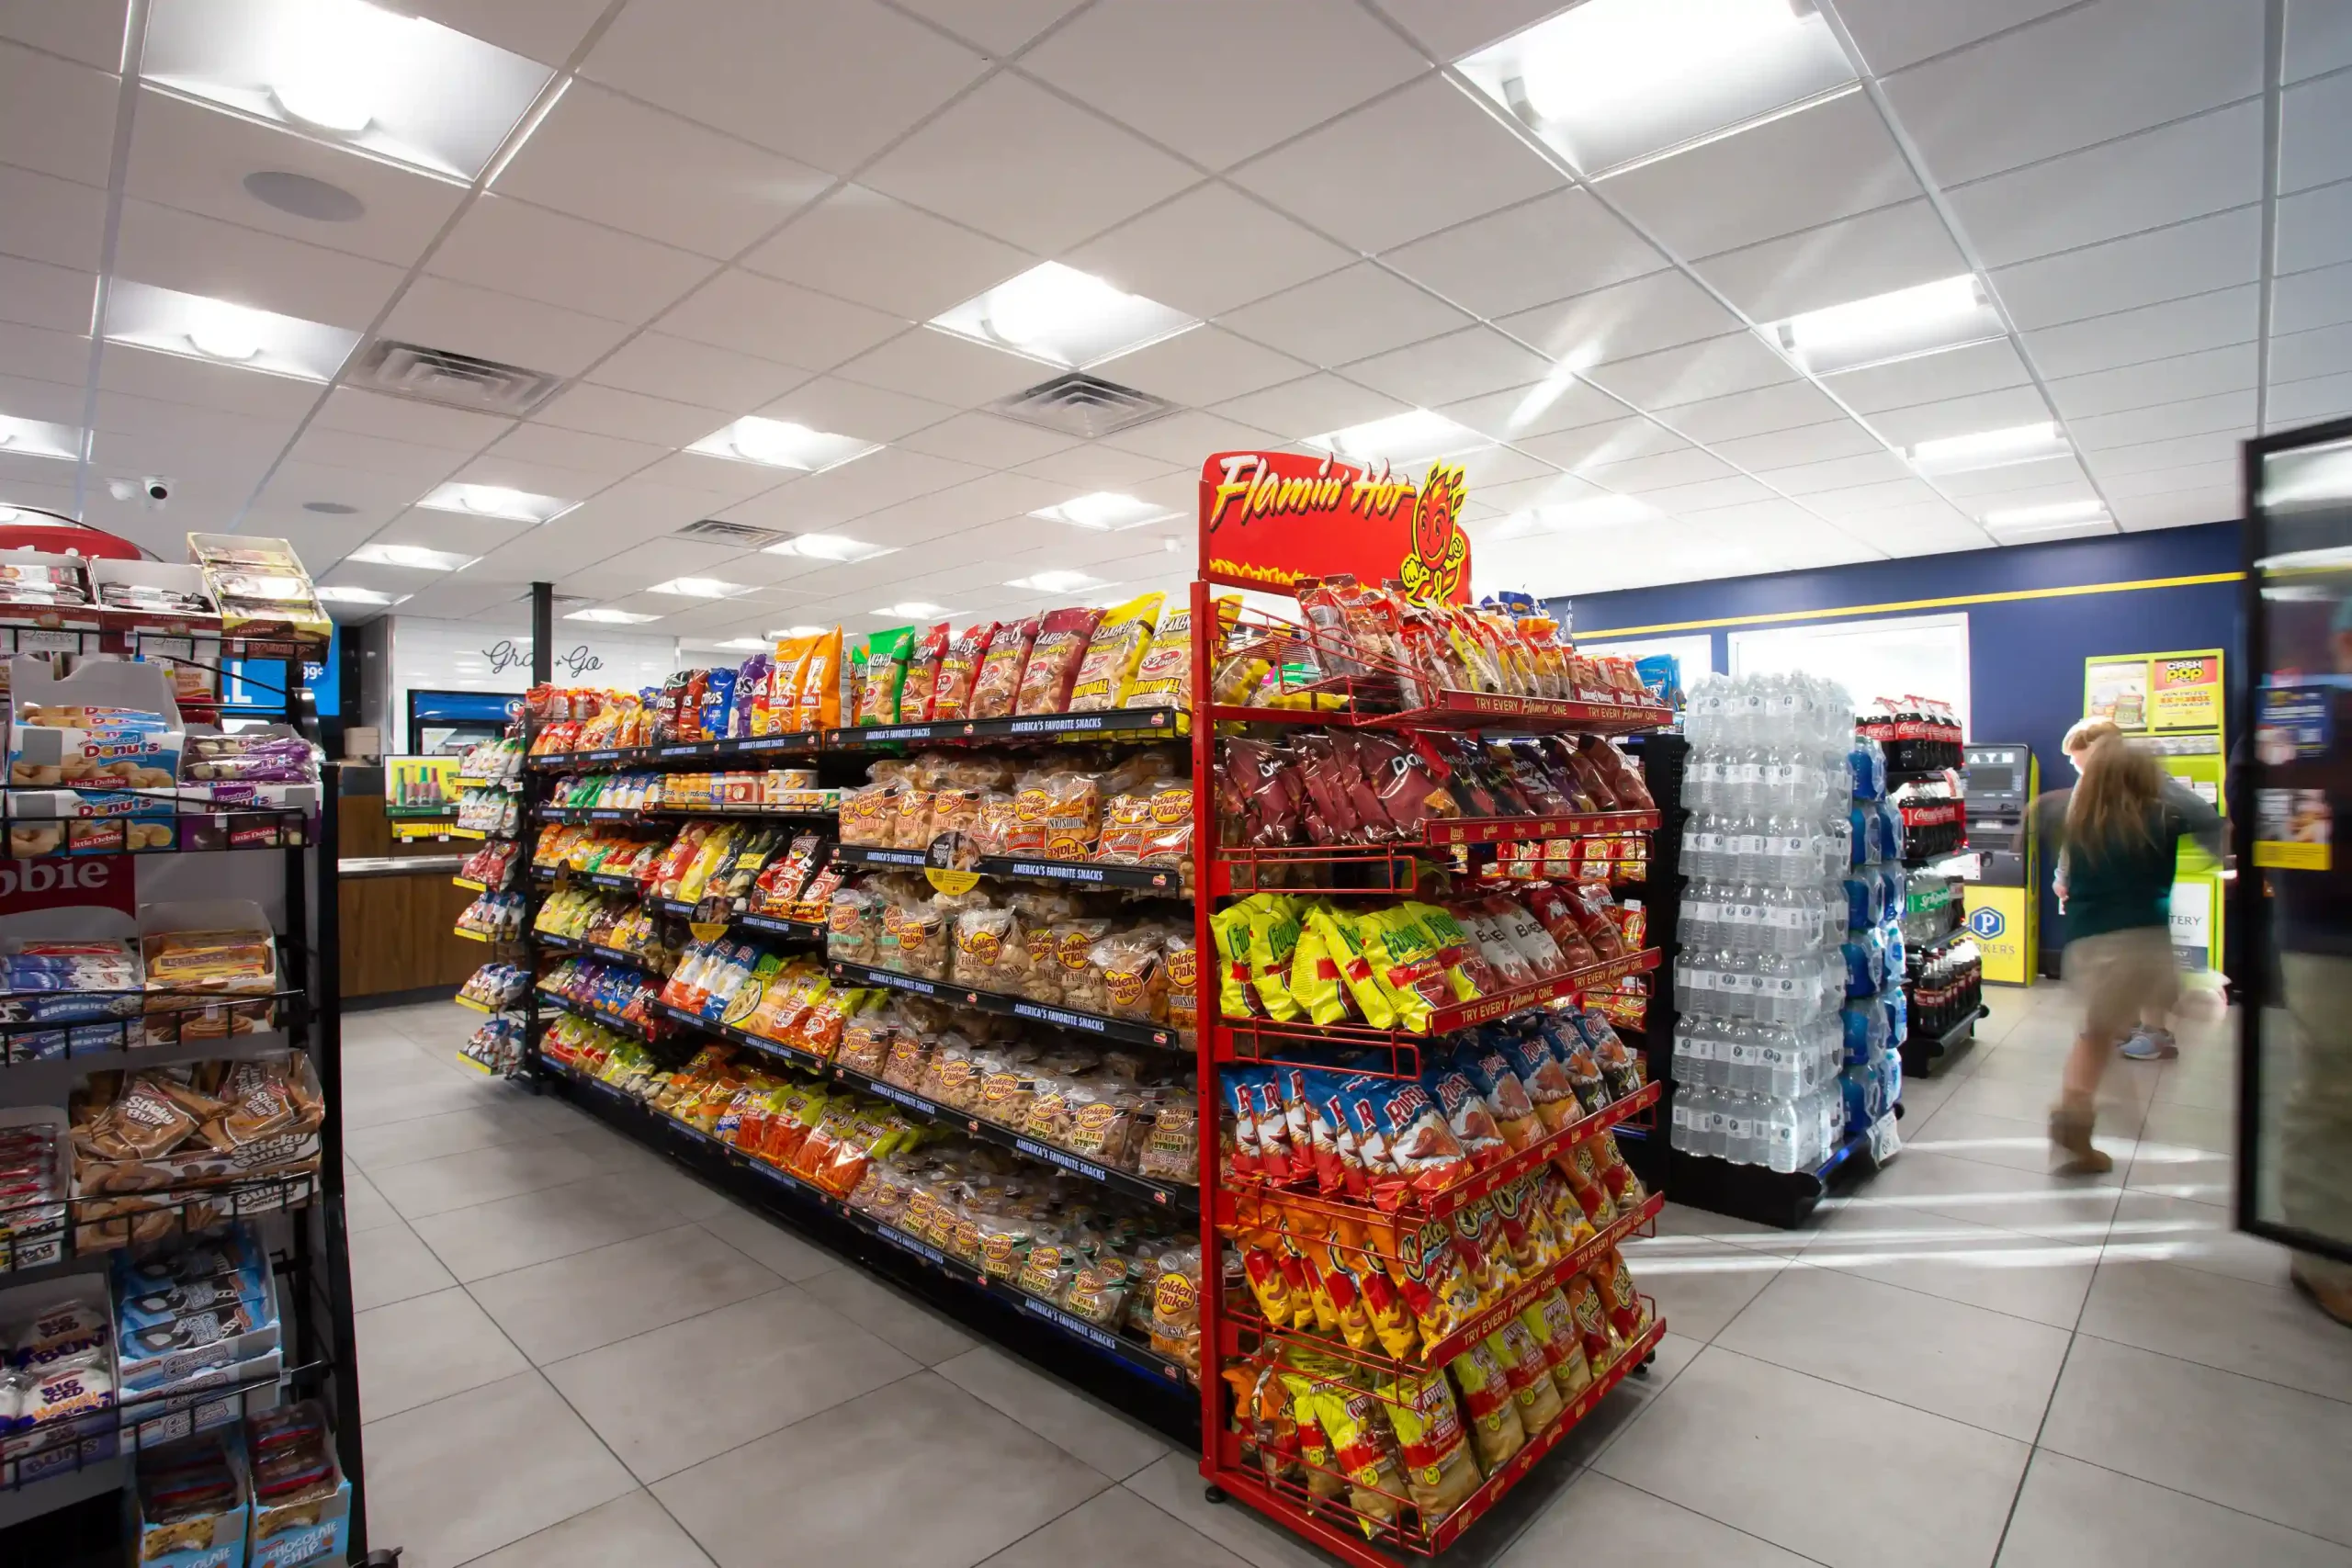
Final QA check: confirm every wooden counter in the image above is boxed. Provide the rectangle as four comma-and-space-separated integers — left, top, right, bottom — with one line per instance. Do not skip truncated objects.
337, 793, 491, 1000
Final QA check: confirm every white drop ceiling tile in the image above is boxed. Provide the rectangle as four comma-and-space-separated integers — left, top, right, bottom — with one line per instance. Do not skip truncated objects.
1218, 264, 1473, 368
1929, 454, 2090, 502
277, 428, 469, 487
1754, 449, 1917, 497
363, 509, 537, 558
0, 321, 90, 387
1496, 268, 1739, 368
1863, 384, 2054, 447
2287, 1, 2352, 81
896, 411, 1080, 469
1992, 206, 2263, 331
1070, 183, 1353, 321
93, 340, 323, 421
2020, 285, 2260, 379
429, 196, 718, 325
253, 458, 441, 521
2079, 431, 2243, 479
1853, 501, 1994, 558
2278, 177, 2352, 275
1820, 338, 2032, 414
1693, 199, 1968, 324
585, 333, 813, 415
833, 328, 1062, 408
2264, 370, 2352, 430
1382, 188, 1660, 321
446, 455, 608, 503
1024, 0, 1427, 170
859, 73, 1198, 254
1098, 325, 1312, 408
1439, 378, 1624, 444
1637, 475, 1780, 516
0, 39, 117, 188
1339, 328, 1554, 408
1228, 74, 1565, 254
884, 0, 1087, 54
770, 445, 992, 523
1883, 0, 2264, 187
1209, 372, 1413, 440
1453, 446, 1558, 491
745, 188, 1033, 324
598, 450, 783, 505
111, 198, 406, 331
2045, 344, 2259, 423
1837, 0, 2077, 74
755, 375, 959, 445
657, 269, 908, 373
1606, 91, 1922, 263
1801, 476, 1946, 518
1589, 333, 1799, 412
1712, 420, 1889, 472
2096, 459, 2240, 502
484, 422, 668, 478
85, 420, 279, 481
539, 478, 751, 552
1577, 446, 1732, 493
2273, 260, 2352, 336
2109, 486, 2239, 530
0, 0, 129, 68
1012, 442, 1182, 492
307, 389, 511, 455
567, 536, 746, 592
2070, 390, 2257, 451
1653, 380, 1849, 445
379, 276, 635, 378
122, 88, 464, 268
1101, 410, 1282, 468
583, 0, 987, 175
397, 0, 605, 63
1514, 416, 1686, 472
1945, 101, 2263, 270
0, 253, 94, 336
0, 371, 85, 424
491, 83, 834, 260
0, 163, 107, 270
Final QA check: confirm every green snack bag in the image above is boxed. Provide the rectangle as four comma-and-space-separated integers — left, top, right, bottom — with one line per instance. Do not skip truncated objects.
854, 626, 915, 726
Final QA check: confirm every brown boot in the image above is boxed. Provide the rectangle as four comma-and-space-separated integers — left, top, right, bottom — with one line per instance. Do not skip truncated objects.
2048, 1103, 2113, 1176
2290, 1264, 2352, 1327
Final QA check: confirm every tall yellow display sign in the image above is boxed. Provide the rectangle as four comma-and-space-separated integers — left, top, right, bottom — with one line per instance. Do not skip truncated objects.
2080, 649, 2227, 973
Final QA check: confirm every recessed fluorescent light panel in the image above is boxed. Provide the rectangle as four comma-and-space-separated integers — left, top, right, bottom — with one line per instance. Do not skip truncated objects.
102, 281, 359, 382
1028, 492, 1177, 532
0, 416, 85, 462
414, 483, 576, 525
567, 607, 659, 625
707, 637, 771, 651
689, 417, 880, 474
1981, 499, 2113, 541
1006, 570, 1104, 594
313, 584, 403, 605
1907, 422, 2070, 476
140, 0, 558, 182
1490, 496, 1659, 539
770, 625, 827, 638
931, 263, 1199, 369
645, 578, 746, 598
1459, 0, 1858, 177
762, 533, 896, 563
345, 543, 475, 571
876, 602, 946, 618
1778, 275, 2004, 376
1304, 411, 1491, 468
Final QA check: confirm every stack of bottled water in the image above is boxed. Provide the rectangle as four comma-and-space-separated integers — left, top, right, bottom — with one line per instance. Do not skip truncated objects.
1840, 726, 1908, 1148
1671, 673, 1856, 1173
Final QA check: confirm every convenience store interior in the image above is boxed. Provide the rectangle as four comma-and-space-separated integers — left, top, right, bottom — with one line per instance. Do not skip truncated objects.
3, 2, 2350, 1567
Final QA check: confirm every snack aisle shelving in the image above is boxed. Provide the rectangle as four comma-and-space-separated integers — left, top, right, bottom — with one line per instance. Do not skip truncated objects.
1182, 453, 1678, 1564
0, 602, 375, 1566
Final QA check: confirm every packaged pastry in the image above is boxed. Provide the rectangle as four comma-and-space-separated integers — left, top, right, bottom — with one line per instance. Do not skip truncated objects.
1013, 606, 1104, 716
1091, 929, 1166, 1022
1066, 593, 1163, 712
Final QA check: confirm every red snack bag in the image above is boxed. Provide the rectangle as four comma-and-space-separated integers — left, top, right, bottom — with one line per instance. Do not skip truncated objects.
900, 621, 950, 722
968, 616, 1038, 719
931, 622, 996, 720
1429, 1070, 1508, 1171
1014, 606, 1104, 716
1596, 1247, 1651, 1341
1564, 882, 1627, 961
1563, 745, 1620, 811
1581, 737, 1655, 811
1376, 1080, 1471, 1194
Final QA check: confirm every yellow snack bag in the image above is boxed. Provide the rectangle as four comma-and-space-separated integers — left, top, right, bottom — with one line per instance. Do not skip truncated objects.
1374, 1368, 1481, 1521
1445, 1338, 1527, 1472
1067, 592, 1165, 712
1211, 905, 1261, 1020
1403, 902, 1486, 1002
1122, 601, 1193, 709
1286, 915, 1351, 1027
1240, 894, 1303, 1022
1357, 910, 1442, 1034
1316, 1382, 1406, 1537
1313, 908, 1397, 1031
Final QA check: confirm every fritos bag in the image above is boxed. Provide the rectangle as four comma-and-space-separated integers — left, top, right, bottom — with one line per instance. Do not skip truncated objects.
1014, 606, 1105, 716
1067, 592, 1163, 712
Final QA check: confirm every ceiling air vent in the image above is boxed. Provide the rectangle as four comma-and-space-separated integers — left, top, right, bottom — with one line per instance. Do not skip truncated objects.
989, 372, 1175, 439
673, 518, 787, 548
347, 339, 564, 417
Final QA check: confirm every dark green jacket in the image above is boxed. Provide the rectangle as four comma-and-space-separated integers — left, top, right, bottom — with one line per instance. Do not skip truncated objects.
2038, 778, 2224, 942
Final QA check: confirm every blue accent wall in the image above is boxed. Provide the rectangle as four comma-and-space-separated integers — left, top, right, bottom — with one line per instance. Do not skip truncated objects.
1557, 524, 2245, 974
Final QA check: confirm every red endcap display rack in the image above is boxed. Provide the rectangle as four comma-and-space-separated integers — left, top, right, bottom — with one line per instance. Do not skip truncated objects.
1181, 452, 1677, 1563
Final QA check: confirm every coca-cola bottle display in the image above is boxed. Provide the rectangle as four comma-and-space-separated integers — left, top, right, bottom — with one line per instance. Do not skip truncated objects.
1906, 938, 1982, 1040
1890, 778, 1967, 863
1858, 694, 1964, 774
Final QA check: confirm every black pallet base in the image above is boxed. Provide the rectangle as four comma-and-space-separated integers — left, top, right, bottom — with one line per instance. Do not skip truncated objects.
1901, 1004, 1986, 1080
540, 1071, 1203, 1444
1664, 1111, 1896, 1230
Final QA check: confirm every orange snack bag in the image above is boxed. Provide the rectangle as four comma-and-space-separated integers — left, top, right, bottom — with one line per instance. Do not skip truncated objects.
794, 627, 842, 734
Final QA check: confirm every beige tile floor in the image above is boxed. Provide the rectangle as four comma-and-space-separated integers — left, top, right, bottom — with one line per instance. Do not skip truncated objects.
343, 987, 2352, 1568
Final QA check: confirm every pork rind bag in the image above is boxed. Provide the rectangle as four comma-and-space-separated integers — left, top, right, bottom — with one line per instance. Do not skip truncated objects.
1091, 929, 1167, 1021
1014, 606, 1105, 716
1445, 1338, 1527, 1472
1067, 592, 1163, 712
1374, 1368, 1481, 1518
968, 616, 1037, 720
899, 621, 950, 722
931, 622, 995, 720
1123, 601, 1193, 708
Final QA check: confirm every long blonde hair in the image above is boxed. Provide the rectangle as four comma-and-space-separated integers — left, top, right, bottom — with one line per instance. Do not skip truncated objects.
2065, 732, 2164, 857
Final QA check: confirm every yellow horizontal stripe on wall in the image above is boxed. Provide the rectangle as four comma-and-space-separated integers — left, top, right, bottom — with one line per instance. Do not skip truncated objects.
1578, 571, 2247, 638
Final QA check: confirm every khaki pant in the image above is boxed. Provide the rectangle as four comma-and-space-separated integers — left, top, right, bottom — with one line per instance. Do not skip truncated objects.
2067, 927, 2180, 1043
2281, 953, 2352, 1291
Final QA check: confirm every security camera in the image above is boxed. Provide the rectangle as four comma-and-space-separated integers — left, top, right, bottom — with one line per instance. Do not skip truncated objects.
141, 478, 170, 508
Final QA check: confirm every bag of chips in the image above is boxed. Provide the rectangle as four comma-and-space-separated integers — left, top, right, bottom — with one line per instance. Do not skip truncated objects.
1123, 601, 1194, 709
1067, 592, 1163, 712
1374, 1368, 1481, 1518
1374, 1080, 1471, 1194
1311, 908, 1397, 1031
1406, 903, 1497, 1001
795, 628, 843, 734
1239, 896, 1302, 1022
1460, 1044, 1543, 1152
931, 622, 994, 720
1488, 1317, 1566, 1433
1595, 1247, 1651, 1342
1286, 916, 1351, 1027
1564, 1274, 1623, 1374
1359, 910, 1449, 1034
854, 626, 915, 725
899, 621, 950, 722
968, 616, 1037, 719
1521, 1287, 1595, 1401
1012, 606, 1103, 716
1428, 1070, 1508, 1171
1445, 1338, 1527, 1472
1318, 1382, 1407, 1533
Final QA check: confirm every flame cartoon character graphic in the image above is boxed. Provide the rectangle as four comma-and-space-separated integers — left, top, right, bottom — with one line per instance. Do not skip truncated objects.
1397, 461, 1469, 604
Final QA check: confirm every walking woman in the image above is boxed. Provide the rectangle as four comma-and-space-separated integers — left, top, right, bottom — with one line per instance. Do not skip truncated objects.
2043, 728, 2223, 1174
